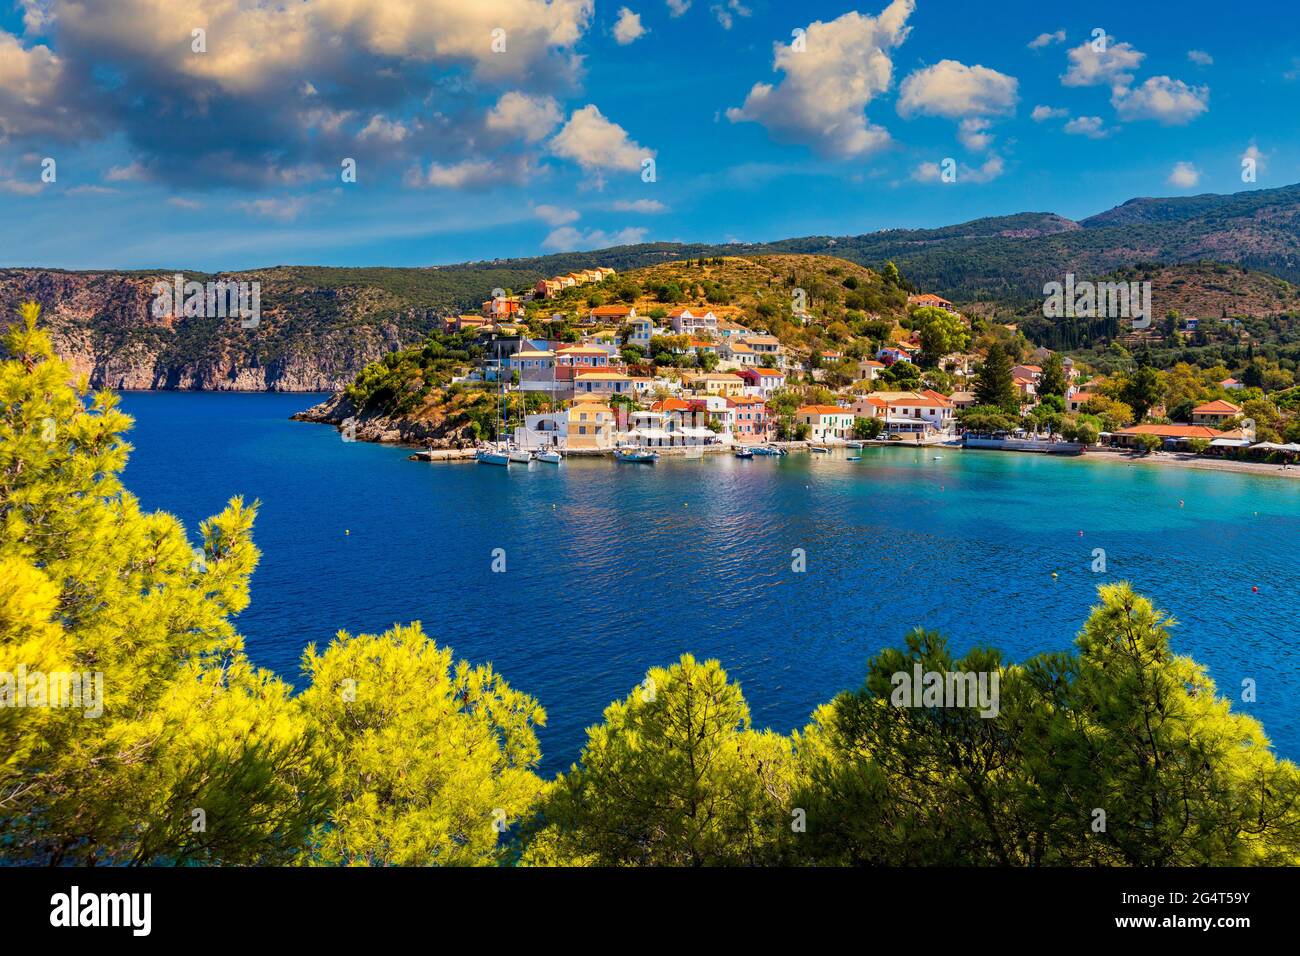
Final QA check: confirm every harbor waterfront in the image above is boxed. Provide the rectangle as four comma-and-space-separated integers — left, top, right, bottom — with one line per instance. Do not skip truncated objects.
121, 391, 1300, 775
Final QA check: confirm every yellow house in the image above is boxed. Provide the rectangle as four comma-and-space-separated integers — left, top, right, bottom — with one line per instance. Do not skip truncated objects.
691, 372, 746, 398
567, 401, 615, 449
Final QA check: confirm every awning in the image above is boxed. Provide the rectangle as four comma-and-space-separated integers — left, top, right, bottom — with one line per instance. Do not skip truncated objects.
680, 427, 716, 437
635, 428, 672, 440
1209, 438, 1253, 448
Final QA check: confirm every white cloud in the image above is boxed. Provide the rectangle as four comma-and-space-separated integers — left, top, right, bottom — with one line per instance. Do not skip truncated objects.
409, 156, 534, 189
897, 59, 1018, 119
1063, 115, 1108, 138
1187, 50, 1213, 66
909, 155, 1002, 184
1061, 36, 1144, 88
238, 197, 311, 221
485, 92, 563, 143
104, 162, 148, 182
1112, 76, 1209, 125
0, 31, 74, 139
965, 154, 1005, 183
614, 8, 647, 45
666, 0, 691, 16
957, 118, 993, 151
727, 1, 914, 159
1167, 161, 1199, 188
167, 197, 204, 210
541, 225, 648, 251
549, 104, 654, 174
611, 198, 667, 213
1028, 30, 1065, 49
1241, 143, 1266, 176
0, 175, 45, 195
1031, 105, 1068, 121
910, 161, 944, 183
358, 115, 411, 143
712, 1, 752, 30
533, 204, 580, 226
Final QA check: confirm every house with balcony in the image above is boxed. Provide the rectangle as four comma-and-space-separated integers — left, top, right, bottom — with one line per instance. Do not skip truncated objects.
668, 307, 718, 335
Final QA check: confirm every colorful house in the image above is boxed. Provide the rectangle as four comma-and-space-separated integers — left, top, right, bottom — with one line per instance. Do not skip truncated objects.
668, 307, 718, 335
728, 396, 769, 442
1192, 400, 1242, 425
797, 404, 855, 442
737, 366, 786, 397
566, 401, 615, 449
574, 370, 634, 398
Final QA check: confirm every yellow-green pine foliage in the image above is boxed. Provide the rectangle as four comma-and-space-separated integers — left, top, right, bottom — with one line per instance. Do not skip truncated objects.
788, 583, 1300, 866
298, 623, 546, 865
0, 303, 326, 864
1056, 582, 1300, 865
521, 654, 797, 865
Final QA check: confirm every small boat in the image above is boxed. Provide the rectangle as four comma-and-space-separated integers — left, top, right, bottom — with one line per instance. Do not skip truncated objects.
810, 445, 830, 454
734, 447, 755, 459
615, 446, 658, 463
476, 445, 509, 466
844, 440, 865, 449
507, 447, 533, 464
751, 445, 782, 456
535, 449, 562, 464
847, 455, 861, 461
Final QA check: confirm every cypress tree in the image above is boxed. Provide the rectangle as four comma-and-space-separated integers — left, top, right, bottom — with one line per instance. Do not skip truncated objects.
975, 342, 1018, 412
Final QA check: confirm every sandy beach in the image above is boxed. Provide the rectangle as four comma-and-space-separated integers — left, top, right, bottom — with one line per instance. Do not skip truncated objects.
1083, 448, 1300, 480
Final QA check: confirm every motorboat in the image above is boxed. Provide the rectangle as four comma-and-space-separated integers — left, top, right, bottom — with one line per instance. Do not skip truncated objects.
615, 446, 659, 463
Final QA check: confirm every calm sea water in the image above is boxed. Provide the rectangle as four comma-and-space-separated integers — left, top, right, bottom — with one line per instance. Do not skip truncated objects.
119, 392, 1300, 773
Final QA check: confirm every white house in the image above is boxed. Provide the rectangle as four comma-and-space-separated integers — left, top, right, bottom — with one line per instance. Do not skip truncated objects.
669, 307, 718, 335
797, 404, 855, 442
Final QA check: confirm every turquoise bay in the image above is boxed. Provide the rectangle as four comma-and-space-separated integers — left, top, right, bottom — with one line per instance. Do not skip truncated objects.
121, 392, 1300, 773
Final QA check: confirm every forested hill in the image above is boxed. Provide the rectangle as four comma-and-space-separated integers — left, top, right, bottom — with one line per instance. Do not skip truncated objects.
4, 183, 1299, 390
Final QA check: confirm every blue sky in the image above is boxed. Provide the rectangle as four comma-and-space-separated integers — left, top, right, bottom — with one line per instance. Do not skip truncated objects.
1, 0, 1297, 271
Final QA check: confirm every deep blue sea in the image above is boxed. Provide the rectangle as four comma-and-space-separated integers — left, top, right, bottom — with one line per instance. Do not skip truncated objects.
119, 392, 1300, 773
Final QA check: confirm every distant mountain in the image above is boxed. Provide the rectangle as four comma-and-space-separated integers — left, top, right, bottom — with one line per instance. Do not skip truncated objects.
5, 183, 1299, 389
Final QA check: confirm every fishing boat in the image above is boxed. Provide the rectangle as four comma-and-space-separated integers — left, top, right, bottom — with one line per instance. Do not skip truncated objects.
535, 449, 562, 464
615, 446, 658, 463
476, 444, 510, 466
733, 447, 755, 459
751, 444, 784, 456
810, 445, 831, 454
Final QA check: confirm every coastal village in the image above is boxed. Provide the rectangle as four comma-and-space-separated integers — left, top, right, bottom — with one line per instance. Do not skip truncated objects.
328, 255, 1300, 469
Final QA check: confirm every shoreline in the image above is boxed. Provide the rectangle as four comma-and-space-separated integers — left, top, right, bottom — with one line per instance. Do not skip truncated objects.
1078, 447, 1300, 481
286, 396, 1300, 481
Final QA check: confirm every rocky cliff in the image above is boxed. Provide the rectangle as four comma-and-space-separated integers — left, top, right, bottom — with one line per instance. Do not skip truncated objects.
0, 268, 451, 391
